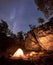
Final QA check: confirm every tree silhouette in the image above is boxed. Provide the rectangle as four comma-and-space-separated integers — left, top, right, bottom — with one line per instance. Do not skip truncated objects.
0, 20, 17, 53
17, 31, 24, 41
29, 24, 36, 30
38, 17, 44, 25
0, 20, 8, 34
34, 0, 53, 17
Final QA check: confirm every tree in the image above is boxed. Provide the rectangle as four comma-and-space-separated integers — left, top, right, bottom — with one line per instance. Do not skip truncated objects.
0, 20, 8, 34
29, 24, 36, 30
38, 17, 44, 25
34, 0, 53, 17
0, 20, 14, 37
0, 20, 18, 53
17, 31, 24, 41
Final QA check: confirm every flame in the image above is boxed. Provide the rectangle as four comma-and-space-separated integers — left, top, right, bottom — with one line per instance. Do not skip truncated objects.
12, 48, 24, 58
30, 51, 37, 56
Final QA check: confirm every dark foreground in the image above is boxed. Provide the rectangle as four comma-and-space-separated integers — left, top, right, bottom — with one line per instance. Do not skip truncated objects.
0, 54, 53, 65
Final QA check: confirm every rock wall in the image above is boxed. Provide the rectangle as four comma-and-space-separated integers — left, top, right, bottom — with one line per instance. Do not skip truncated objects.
25, 32, 41, 51
25, 20, 53, 51
38, 34, 53, 51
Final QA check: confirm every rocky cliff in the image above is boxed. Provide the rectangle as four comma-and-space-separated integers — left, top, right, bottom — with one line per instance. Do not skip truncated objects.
25, 17, 53, 51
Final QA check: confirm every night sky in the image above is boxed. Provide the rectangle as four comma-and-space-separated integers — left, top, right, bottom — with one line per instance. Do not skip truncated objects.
0, 0, 46, 34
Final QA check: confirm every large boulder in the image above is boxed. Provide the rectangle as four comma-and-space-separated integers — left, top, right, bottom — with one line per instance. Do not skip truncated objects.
38, 34, 53, 51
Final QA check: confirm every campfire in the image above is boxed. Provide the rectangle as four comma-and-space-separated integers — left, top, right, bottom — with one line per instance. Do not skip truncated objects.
10, 48, 44, 60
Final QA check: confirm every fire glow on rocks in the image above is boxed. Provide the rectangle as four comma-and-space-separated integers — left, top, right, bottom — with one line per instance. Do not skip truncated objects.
11, 48, 44, 61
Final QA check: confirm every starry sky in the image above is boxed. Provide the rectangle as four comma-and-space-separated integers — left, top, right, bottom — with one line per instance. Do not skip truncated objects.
0, 0, 46, 34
